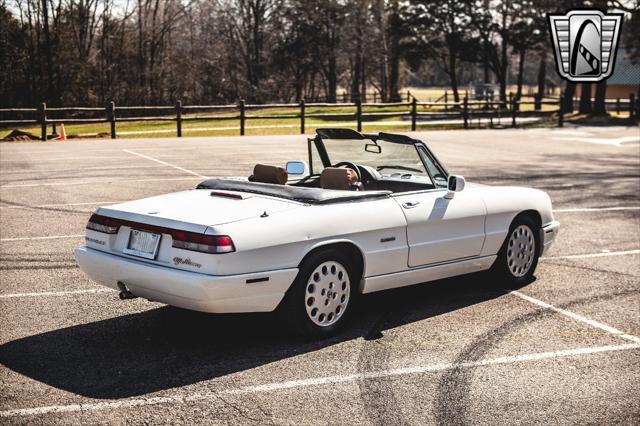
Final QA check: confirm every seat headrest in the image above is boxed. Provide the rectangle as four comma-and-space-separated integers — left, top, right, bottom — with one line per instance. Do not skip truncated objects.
253, 164, 288, 185
320, 167, 358, 190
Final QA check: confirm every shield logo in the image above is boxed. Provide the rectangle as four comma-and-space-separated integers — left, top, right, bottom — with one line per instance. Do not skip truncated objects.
548, 10, 623, 82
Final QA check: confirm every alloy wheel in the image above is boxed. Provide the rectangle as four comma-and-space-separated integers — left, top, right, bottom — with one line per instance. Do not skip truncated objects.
304, 260, 350, 326
506, 224, 536, 277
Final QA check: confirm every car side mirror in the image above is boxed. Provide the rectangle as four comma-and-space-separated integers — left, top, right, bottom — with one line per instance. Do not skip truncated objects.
444, 175, 465, 199
285, 161, 308, 177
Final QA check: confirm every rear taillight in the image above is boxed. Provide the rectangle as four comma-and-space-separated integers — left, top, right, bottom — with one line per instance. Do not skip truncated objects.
87, 214, 120, 234
86, 214, 234, 254
171, 232, 235, 254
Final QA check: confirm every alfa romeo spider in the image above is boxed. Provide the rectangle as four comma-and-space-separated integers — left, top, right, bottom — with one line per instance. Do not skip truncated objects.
75, 128, 560, 338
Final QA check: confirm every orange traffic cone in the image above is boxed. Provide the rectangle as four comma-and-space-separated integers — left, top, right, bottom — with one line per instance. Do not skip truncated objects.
60, 123, 66, 141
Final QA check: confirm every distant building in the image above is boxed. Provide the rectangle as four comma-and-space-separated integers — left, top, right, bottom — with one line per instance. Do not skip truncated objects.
605, 48, 640, 99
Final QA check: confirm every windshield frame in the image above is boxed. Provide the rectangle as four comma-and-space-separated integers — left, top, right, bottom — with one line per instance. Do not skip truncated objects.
309, 132, 449, 190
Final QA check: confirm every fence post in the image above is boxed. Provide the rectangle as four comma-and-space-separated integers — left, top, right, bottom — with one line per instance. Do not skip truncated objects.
373, 92, 377, 103
411, 97, 417, 131
558, 95, 564, 127
356, 97, 362, 132
39, 103, 47, 141
616, 98, 620, 115
511, 96, 517, 128
108, 101, 116, 139
175, 100, 183, 138
407, 90, 411, 102
239, 99, 245, 136
444, 91, 448, 111
463, 96, 469, 129
299, 99, 305, 134
630, 93, 636, 124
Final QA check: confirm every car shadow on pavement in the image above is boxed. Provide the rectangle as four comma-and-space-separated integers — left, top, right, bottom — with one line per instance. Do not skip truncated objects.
0, 273, 532, 399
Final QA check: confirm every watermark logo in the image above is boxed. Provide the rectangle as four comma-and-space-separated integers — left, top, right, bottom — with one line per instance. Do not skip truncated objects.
548, 10, 623, 82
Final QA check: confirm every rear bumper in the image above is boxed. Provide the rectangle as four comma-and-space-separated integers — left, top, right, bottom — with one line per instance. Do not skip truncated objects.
541, 220, 560, 255
74, 246, 298, 313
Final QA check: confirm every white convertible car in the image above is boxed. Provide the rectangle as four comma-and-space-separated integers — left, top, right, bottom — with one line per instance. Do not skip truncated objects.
75, 128, 559, 338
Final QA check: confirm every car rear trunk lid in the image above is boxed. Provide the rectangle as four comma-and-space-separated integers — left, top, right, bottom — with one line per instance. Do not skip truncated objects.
84, 189, 301, 273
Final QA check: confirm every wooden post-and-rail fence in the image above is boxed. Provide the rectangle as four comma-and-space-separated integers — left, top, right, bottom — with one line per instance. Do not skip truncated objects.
0, 95, 637, 141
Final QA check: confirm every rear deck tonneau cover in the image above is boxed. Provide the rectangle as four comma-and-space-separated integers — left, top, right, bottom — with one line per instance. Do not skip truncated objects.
197, 178, 391, 204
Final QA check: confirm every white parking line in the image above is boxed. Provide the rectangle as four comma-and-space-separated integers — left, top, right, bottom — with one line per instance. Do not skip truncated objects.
0, 234, 84, 242
1, 343, 637, 418
511, 291, 640, 344
0, 288, 111, 300
554, 206, 640, 213
0, 201, 123, 210
0, 177, 200, 188
544, 249, 640, 259
555, 136, 640, 146
0, 165, 166, 175
0, 156, 136, 163
0, 147, 199, 156
123, 149, 207, 179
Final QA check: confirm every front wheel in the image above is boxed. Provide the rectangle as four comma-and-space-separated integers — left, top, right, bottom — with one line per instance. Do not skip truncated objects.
278, 249, 355, 339
491, 215, 540, 285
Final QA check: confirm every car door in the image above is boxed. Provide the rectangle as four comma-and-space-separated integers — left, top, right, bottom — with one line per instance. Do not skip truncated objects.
393, 188, 486, 267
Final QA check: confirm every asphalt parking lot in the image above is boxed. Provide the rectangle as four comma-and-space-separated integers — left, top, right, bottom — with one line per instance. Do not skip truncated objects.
0, 125, 639, 424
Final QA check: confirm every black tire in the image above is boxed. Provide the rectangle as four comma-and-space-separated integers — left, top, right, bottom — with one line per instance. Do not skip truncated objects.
278, 248, 357, 339
490, 214, 541, 286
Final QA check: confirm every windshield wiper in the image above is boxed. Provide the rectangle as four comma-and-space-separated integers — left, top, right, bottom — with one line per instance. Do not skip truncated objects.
376, 165, 423, 173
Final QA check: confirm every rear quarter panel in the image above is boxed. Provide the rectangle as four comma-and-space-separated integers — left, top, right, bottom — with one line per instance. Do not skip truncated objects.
210, 197, 409, 277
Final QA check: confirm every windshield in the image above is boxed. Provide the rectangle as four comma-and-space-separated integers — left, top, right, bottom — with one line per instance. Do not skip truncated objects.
312, 138, 444, 186
315, 138, 427, 173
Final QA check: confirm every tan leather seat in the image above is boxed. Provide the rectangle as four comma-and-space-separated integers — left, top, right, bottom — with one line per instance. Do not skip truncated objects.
320, 167, 359, 190
252, 164, 288, 185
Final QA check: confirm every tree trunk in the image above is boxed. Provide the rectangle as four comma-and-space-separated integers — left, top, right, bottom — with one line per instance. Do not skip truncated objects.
41, 0, 55, 104
327, 54, 337, 103
448, 52, 460, 103
579, 83, 592, 114
498, 13, 508, 103
563, 81, 576, 112
295, 71, 303, 102
483, 41, 490, 84
360, 53, 367, 102
387, 0, 400, 102
593, 81, 607, 114
516, 49, 526, 100
351, 57, 361, 102
137, 0, 146, 103
379, 62, 387, 102
536, 53, 546, 96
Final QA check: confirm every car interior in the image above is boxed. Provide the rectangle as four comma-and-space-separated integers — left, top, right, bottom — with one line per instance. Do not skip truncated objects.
246, 129, 447, 194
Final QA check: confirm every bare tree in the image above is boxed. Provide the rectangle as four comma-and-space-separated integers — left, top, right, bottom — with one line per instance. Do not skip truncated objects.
408, 0, 474, 103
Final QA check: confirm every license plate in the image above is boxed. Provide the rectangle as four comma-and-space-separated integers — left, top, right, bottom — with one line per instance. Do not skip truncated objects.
123, 229, 161, 259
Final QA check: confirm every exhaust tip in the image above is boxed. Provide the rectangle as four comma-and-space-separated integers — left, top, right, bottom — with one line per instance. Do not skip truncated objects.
117, 281, 138, 300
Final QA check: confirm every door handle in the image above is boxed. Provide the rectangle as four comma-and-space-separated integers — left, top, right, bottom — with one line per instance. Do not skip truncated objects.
402, 201, 420, 209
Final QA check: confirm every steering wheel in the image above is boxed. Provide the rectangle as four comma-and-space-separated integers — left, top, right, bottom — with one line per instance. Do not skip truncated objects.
333, 161, 362, 181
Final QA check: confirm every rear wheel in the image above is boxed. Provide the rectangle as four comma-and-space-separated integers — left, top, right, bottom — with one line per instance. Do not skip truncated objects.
491, 215, 540, 285
279, 249, 355, 339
